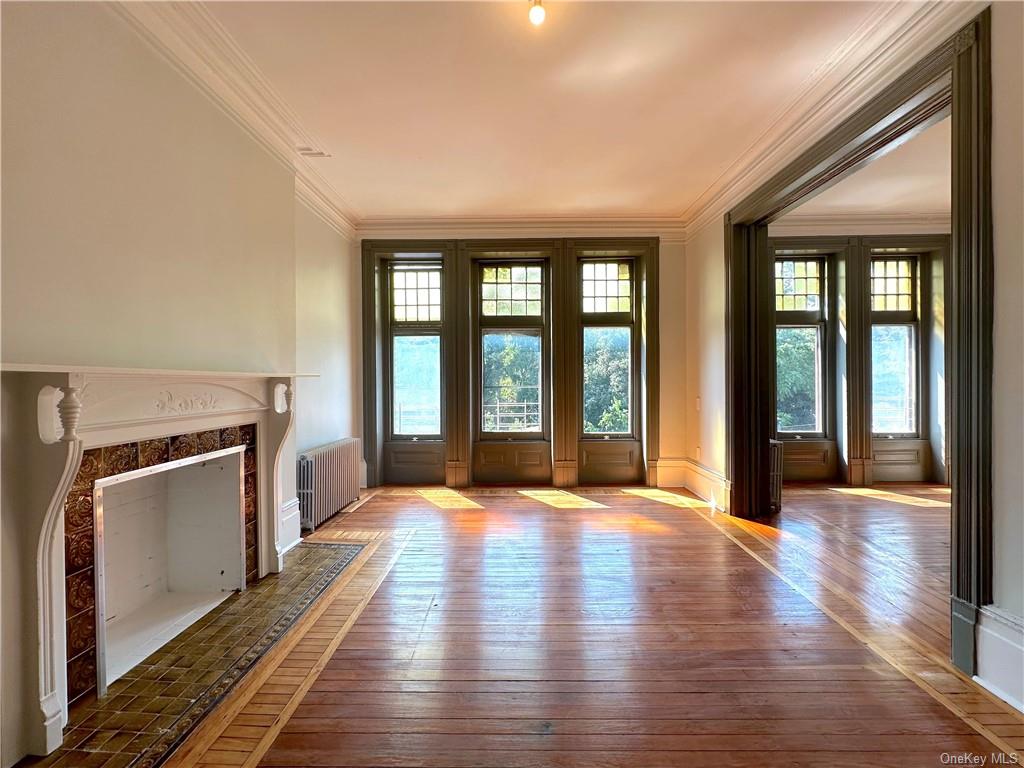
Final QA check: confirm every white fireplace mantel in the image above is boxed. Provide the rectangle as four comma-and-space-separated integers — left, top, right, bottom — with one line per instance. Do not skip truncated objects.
1, 363, 316, 756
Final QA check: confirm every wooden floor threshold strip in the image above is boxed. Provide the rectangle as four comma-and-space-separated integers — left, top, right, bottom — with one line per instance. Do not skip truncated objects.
690, 505, 1023, 756
164, 528, 412, 768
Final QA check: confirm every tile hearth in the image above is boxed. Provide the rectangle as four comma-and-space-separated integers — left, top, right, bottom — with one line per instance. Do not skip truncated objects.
30, 541, 363, 768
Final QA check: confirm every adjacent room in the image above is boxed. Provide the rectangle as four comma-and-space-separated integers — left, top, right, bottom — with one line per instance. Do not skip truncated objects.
2, 2, 1021, 767
767, 115, 956, 658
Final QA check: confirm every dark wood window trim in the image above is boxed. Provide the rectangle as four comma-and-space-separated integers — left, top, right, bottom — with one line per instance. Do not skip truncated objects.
769, 235, 950, 483
471, 253, 553, 444
772, 252, 833, 441
577, 256, 641, 441
861, 235, 950, 457
384, 259, 445, 442
868, 253, 923, 440
364, 237, 660, 489
726, 12, 991, 676
362, 240, 456, 486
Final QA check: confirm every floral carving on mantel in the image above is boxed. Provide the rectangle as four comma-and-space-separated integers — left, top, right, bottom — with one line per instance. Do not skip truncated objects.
153, 390, 218, 416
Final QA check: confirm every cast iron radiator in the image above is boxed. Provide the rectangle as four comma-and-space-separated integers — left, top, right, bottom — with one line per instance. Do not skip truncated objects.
296, 438, 361, 531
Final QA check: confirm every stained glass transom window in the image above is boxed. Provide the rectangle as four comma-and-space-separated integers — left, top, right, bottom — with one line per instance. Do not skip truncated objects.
392, 265, 441, 322
582, 262, 631, 314
870, 259, 914, 312
775, 260, 822, 312
481, 265, 543, 317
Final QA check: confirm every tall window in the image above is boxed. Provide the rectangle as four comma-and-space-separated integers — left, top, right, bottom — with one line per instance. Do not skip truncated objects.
774, 258, 826, 435
389, 262, 442, 437
479, 264, 544, 434
870, 257, 918, 435
581, 261, 634, 435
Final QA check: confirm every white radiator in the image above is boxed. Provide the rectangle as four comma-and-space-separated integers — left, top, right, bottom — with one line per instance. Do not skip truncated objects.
296, 438, 361, 531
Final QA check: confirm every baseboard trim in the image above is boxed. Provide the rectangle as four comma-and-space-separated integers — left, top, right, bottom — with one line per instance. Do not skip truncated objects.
656, 457, 731, 512
975, 606, 1024, 712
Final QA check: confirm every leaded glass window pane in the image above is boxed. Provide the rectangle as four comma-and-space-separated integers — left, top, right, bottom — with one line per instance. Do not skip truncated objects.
481, 264, 543, 317
774, 259, 822, 312
392, 265, 441, 322
582, 262, 632, 314
870, 259, 914, 313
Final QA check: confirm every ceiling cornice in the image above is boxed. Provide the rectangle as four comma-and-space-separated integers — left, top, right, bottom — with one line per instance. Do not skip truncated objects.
681, 0, 986, 237
767, 211, 952, 237
111, 1, 360, 238
295, 166, 358, 240
355, 216, 687, 244
112, 0, 981, 245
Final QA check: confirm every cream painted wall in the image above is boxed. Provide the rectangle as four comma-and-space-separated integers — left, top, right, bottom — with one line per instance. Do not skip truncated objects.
294, 202, 362, 452
657, 242, 687, 461
989, 0, 1023, 621
1, 376, 33, 768
1, 5, 310, 764
1, 3, 296, 373
683, 220, 728, 475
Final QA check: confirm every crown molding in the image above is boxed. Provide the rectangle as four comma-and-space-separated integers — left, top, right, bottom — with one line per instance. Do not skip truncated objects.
295, 166, 358, 241
113, 0, 979, 247
767, 211, 952, 237
111, 1, 361, 237
355, 216, 687, 244
681, 0, 987, 237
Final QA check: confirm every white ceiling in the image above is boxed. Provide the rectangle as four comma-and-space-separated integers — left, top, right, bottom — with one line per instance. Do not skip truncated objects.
782, 115, 951, 218
208, 1, 885, 220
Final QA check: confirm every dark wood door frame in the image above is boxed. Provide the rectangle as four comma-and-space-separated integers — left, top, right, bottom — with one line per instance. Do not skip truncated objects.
725, 12, 991, 675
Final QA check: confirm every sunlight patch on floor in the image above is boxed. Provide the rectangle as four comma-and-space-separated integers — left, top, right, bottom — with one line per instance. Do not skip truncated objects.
585, 511, 672, 533
518, 489, 607, 509
416, 488, 484, 509
622, 488, 709, 508
830, 487, 950, 508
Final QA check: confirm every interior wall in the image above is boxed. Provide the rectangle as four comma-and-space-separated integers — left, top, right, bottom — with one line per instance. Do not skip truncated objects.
989, 0, 1023, 621
1, 3, 297, 373
0, 6, 323, 763
1, 376, 32, 767
294, 203, 362, 454
657, 241, 687, 464
685, 221, 728, 474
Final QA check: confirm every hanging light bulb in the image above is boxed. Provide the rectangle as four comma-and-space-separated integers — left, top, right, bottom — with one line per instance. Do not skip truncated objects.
529, 0, 545, 26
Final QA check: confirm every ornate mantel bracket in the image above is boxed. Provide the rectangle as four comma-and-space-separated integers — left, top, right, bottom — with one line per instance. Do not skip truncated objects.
36, 378, 86, 752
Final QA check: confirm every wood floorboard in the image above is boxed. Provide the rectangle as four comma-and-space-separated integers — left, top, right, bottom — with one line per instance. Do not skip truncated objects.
249, 486, 1020, 768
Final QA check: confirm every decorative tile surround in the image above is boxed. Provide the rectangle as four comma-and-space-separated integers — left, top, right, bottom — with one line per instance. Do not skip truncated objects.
64, 424, 259, 705
36, 542, 364, 768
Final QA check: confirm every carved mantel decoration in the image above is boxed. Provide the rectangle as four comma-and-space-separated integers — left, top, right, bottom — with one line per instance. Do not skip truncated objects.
0, 364, 305, 756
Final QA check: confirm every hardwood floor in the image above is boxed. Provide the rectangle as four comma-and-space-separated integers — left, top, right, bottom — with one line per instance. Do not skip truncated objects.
248, 486, 1017, 768
772, 484, 953, 658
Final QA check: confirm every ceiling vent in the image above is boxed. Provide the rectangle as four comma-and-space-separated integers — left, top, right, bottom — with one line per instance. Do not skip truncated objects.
297, 146, 331, 158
